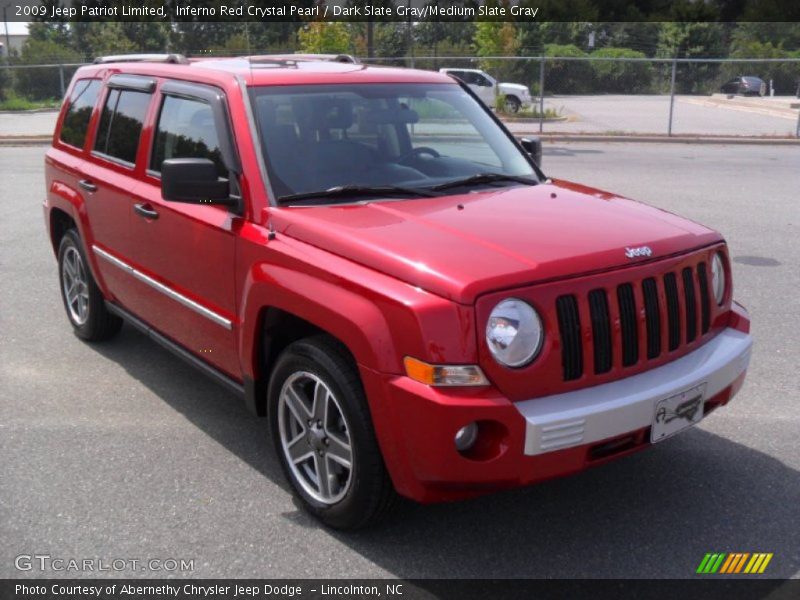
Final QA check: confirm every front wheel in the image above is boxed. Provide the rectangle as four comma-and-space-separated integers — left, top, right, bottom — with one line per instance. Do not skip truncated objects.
57, 229, 122, 341
268, 335, 397, 529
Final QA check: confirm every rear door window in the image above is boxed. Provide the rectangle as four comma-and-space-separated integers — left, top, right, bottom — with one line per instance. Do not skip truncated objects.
150, 95, 226, 177
60, 79, 101, 149
94, 89, 152, 165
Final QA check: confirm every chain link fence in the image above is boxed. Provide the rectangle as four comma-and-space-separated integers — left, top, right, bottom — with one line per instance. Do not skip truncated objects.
2, 56, 800, 137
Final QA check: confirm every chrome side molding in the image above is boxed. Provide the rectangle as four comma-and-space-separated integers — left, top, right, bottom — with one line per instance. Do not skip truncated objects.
92, 245, 233, 330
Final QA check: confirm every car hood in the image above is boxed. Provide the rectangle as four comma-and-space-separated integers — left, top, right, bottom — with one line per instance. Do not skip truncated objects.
271, 180, 722, 304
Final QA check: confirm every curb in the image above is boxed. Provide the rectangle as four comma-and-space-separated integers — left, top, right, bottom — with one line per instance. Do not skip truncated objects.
0, 108, 60, 114
527, 134, 800, 145
501, 116, 569, 123
0, 136, 52, 146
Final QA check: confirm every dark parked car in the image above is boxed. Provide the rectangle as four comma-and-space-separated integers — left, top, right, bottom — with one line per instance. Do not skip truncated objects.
720, 76, 766, 96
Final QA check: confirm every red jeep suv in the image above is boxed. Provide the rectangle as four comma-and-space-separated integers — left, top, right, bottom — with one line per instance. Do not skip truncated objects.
44, 54, 752, 529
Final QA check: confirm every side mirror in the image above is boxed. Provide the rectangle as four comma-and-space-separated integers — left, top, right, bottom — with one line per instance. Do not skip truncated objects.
161, 158, 234, 206
520, 137, 542, 168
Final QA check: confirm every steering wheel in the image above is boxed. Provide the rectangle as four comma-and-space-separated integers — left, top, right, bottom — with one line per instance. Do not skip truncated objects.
398, 146, 440, 165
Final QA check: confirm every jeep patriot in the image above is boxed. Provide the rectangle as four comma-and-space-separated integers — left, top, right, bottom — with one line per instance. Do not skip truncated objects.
44, 54, 752, 529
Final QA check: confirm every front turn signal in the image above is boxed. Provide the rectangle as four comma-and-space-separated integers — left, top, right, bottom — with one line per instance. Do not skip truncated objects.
403, 356, 489, 387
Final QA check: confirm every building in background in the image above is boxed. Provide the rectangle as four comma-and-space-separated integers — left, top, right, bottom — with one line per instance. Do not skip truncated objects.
2, 21, 29, 57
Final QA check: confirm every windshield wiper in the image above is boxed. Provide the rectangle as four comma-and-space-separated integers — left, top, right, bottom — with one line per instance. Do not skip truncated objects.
431, 173, 538, 192
278, 185, 440, 205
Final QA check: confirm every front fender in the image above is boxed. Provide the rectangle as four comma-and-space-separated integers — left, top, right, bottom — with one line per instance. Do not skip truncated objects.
237, 230, 478, 375
236, 230, 479, 493
238, 260, 397, 378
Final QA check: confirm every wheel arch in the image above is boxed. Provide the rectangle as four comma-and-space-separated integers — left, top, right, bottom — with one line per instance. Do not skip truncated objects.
239, 273, 399, 417
49, 207, 77, 254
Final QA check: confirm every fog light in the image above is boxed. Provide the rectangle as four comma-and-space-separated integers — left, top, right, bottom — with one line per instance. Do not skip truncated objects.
454, 422, 479, 452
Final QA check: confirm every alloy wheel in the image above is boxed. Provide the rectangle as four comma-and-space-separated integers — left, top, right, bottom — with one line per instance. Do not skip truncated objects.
278, 371, 354, 504
62, 246, 90, 325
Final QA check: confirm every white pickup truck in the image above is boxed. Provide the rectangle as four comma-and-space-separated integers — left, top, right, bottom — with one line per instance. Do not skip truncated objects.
439, 68, 533, 113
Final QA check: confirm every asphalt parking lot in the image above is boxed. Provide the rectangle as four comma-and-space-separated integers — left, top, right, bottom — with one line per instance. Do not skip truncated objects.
1, 143, 798, 579
538, 95, 799, 136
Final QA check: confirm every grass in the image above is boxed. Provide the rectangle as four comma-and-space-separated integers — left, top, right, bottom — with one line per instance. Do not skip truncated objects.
500, 105, 564, 119
0, 92, 60, 111
494, 94, 564, 119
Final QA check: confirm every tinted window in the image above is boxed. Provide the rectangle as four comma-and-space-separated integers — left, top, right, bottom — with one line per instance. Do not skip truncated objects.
60, 79, 101, 148
459, 72, 478, 85
94, 89, 151, 165
150, 95, 225, 177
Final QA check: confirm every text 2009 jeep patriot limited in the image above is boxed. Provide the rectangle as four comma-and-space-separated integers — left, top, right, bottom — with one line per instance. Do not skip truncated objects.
45, 54, 752, 529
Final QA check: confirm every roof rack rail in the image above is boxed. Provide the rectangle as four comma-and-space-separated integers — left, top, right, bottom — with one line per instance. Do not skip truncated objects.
248, 53, 360, 65
94, 54, 189, 65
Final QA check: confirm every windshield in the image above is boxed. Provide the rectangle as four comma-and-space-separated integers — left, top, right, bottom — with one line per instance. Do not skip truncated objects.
248, 83, 537, 203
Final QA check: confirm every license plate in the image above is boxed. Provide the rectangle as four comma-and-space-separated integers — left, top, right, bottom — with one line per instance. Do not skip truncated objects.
651, 383, 706, 443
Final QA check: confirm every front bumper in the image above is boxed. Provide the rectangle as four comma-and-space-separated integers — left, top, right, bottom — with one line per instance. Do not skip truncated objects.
517, 328, 752, 456
363, 319, 751, 504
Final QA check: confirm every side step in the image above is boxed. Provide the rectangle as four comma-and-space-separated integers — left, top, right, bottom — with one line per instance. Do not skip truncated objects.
105, 301, 245, 398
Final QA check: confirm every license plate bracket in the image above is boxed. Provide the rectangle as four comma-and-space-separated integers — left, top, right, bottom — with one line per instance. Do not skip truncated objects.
651, 383, 707, 443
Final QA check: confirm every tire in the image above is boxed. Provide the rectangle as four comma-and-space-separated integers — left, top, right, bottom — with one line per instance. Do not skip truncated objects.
505, 96, 521, 113
268, 335, 397, 529
57, 229, 122, 342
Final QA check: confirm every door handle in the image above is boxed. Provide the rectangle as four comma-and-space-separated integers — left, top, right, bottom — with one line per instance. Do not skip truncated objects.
78, 179, 97, 193
134, 203, 159, 220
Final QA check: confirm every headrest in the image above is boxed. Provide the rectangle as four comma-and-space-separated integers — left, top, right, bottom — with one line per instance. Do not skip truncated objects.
315, 99, 354, 130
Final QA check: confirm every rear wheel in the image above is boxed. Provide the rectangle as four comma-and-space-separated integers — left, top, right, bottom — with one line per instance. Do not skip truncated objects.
268, 335, 397, 529
504, 95, 521, 113
57, 229, 122, 341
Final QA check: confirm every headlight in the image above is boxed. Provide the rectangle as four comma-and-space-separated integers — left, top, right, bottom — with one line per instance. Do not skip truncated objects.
711, 252, 726, 305
486, 299, 543, 367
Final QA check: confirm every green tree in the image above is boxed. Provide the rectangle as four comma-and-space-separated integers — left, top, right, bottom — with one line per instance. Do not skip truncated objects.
0, 65, 10, 101
297, 22, 352, 54
15, 38, 81, 100
246, 22, 304, 53
590, 47, 654, 93
544, 44, 593, 94
71, 22, 138, 58
730, 22, 800, 54
473, 15, 520, 81
208, 33, 252, 56
727, 40, 800, 95
27, 4, 71, 47
657, 20, 729, 94
374, 23, 411, 63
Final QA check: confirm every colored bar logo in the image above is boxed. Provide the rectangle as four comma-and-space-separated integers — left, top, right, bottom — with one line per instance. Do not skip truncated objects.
697, 553, 773, 574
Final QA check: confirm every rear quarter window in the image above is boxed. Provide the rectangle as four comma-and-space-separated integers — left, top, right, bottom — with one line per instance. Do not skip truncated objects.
94, 88, 152, 165
59, 79, 102, 149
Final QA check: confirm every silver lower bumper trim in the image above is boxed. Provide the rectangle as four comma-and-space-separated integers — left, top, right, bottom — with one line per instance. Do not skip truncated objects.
516, 328, 752, 456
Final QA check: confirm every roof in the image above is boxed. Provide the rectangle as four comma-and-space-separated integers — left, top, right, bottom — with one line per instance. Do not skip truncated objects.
76, 55, 455, 88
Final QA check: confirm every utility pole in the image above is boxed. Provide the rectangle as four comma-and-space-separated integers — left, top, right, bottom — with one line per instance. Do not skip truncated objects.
667, 57, 677, 136
2, 4, 11, 64
405, 0, 413, 68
